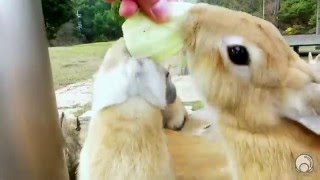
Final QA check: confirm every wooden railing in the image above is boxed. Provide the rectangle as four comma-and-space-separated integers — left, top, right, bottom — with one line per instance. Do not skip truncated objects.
283, 34, 320, 54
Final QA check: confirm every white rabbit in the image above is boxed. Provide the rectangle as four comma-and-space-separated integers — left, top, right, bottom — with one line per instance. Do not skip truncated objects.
78, 38, 175, 180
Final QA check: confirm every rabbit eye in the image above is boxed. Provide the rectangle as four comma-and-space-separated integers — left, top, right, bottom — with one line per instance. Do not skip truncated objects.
227, 45, 250, 66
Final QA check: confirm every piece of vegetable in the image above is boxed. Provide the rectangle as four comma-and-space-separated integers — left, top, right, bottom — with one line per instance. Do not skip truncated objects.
122, 2, 195, 62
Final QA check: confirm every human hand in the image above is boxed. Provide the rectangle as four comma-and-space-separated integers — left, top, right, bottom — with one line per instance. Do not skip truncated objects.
105, 0, 171, 23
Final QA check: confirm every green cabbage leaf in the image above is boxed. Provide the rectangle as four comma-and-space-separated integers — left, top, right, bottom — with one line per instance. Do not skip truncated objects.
122, 2, 195, 62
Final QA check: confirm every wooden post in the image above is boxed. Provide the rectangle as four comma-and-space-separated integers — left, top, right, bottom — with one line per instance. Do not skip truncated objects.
263, 0, 280, 27
0, 1, 69, 179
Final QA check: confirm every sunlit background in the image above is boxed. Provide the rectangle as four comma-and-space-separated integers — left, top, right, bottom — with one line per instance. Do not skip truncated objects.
45, 0, 319, 87
45, 2, 320, 180
42, 0, 320, 121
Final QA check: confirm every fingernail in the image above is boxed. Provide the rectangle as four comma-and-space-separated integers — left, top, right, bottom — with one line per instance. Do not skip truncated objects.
150, 0, 170, 22
119, 0, 138, 17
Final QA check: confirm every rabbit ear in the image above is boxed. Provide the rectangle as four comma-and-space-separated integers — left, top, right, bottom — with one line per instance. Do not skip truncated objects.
280, 104, 320, 135
286, 115, 320, 135
309, 57, 320, 83
59, 112, 65, 128
308, 52, 313, 63
279, 83, 320, 135
315, 54, 320, 63
308, 83, 320, 114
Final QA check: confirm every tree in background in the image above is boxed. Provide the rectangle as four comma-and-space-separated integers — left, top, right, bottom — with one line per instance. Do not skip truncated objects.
200, 0, 317, 35
42, 0, 75, 40
278, 0, 317, 35
199, 0, 263, 17
263, 0, 280, 27
42, 0, 319, 45
75, 0, 125, 42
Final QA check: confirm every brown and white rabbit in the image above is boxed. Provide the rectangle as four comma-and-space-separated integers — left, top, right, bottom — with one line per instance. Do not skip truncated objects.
179, 3, 320, 180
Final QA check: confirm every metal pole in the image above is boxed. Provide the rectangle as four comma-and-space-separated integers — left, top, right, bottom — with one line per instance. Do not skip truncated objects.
0, 1, 69, 179
263, 0, 265, 19
317, 0, 320, 35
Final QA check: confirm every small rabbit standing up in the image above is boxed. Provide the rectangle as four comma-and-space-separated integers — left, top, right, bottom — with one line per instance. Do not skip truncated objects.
78, 38, 175, 180
308, 52, 320, 65
306, 52, 320, 115
181, 4, 320, 179
60, 112, 82, 180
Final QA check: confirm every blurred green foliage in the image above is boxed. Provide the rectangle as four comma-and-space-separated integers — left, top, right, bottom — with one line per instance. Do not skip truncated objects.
42, 0, 75, 39
201, 0, 317, 35
42, 0, 318, 43
278, 0, 317, 35
74, 0, 125, 42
